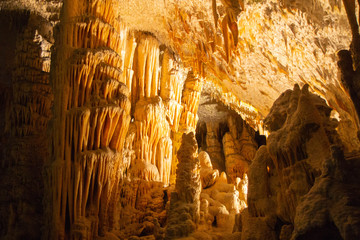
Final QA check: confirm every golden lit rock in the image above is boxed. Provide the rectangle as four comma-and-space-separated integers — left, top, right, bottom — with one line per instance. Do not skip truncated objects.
1, 0, 360, 239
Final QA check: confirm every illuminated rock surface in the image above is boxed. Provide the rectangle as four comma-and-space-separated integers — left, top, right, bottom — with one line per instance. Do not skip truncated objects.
240, 84, 360, 240
0, 0, 360, 239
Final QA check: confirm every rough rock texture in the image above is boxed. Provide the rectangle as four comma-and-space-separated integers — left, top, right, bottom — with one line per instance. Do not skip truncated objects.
166, 132, 201, 239
239, 84, 360, 240
117, 0, 360, 151
196, 93, 260, 184
292, 147, 360, 240
206, 121, 225, 172
223, 114, 258, 183
199, 151, 219, 188
0, 8, 56, 239
201, 172, 245, 230
116, 179, 167, 239
1, 0, 360, 239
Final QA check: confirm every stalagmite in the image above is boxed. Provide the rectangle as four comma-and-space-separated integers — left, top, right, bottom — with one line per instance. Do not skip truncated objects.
223, 132, 249, 182
160, 48, 185, 132
222, 115, 257, 183
200, 171, 246, 233
2, 0, 360, 240
166, 132, 201, 239
170, 70, 202, 184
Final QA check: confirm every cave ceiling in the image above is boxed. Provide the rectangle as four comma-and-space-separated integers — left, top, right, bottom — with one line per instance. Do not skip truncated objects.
0, 0, 357, 126
117, 0, 354, 121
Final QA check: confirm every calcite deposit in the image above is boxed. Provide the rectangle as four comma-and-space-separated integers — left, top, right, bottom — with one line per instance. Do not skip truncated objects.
238, 84, 360, 240
1, 0, 360, 240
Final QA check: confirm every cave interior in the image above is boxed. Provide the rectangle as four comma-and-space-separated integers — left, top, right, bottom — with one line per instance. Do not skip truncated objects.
0, 0, 360, 239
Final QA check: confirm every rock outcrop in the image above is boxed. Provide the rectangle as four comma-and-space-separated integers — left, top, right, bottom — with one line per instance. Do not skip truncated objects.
238, 84, 360, 240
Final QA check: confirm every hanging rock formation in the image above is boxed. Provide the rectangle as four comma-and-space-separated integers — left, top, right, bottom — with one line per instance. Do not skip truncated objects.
0, 9, 56, 239
46, 0, 131, 238
223, 114, 258, 183
132, 97, 172, 184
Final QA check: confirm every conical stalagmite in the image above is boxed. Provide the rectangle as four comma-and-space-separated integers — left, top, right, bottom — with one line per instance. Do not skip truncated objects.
166, 132, 201, 239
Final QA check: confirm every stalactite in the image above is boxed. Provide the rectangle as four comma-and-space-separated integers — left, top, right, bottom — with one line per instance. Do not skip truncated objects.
7, 28, 53, 137
223, 132, 248, 183
121, 33, 137, 92
0, 15, 54, 239
132, 34, 160, 106
206, 121, 225, 172
47, 0, 131, 239
132, 97, 172, 185
168, 71, 202, 184
179, 71, 202, 132
160, 48, 185, 132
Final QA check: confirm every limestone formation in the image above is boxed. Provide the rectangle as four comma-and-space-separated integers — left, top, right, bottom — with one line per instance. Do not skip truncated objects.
223, 115, 258, 183
199, 151, 219, 188
170, 70, 203, 184
0, 10, 55, 239
117, 179, 167, 239
292, 146, 360, 240
206, 121, 225, 172
46, 1, 132, 238
166, 132, 201, 239
1, 0, 360, 240
132, 97, 172, 184
241, 84, 359, 240
179, 71, 202, 133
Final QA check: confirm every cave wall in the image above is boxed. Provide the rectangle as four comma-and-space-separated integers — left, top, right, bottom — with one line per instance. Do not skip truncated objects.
0, 0, 360, 240
236, 84, 360, 240
0, 7, 58, 239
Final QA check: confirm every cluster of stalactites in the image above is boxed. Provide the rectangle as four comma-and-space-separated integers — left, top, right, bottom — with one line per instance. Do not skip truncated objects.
160, 48, 185, 132
132, 97, 172, 185
223, 115, 258, 183
46, 0, 210, 238
179, 71, 203, 132
6, 27, 52, 137
47, 0, 132, 239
